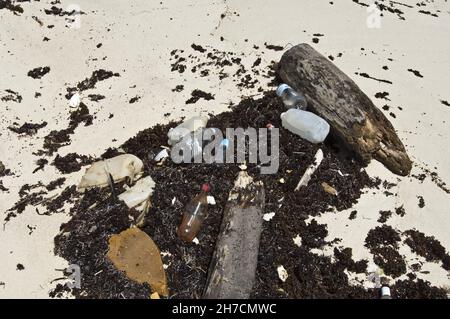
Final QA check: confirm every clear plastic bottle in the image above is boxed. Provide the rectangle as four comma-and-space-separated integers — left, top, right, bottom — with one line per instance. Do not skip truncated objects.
281, 108, 330, 144
276, 84, 307, 110
177, 183, 210, 242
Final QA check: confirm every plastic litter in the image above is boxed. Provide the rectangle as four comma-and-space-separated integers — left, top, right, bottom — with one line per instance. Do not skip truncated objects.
154, 148, 169, 162
167, 115, 209, 146
276, 83, 307, 110
69, 93, 81, 108
281, 108, 330, 144
177, 183, 211, 242
107, 228, 168, 296
78, 154, 144, 191
380, 286, 392, 299
118, 176, 155, 210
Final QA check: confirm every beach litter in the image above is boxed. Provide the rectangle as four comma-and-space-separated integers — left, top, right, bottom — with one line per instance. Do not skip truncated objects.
107, 227, 169, 297
294, 149, 324, 191
167, 115, 209, 146
78, 154, 143, 191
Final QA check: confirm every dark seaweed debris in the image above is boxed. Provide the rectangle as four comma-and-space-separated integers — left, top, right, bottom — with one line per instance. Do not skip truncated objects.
0, 0, 24, 14
0, 161, 11, 177
66, 69, 120, 98
8, 121, 47, 136
53, 153, 93, 174
27, 67, 50, 79
392, 279, 448, 299
365, 225, 406, 278
185, 89, 215, 104
1, 89, 22, 103
407, 69, 423, 78
264, 43, 284, 51
41, 103, 93, 155
191, 44, 206, 53
129, 96, 141, 104
52, 91, 388, 299
404, 229, 450, 271
44, 5, 85, 16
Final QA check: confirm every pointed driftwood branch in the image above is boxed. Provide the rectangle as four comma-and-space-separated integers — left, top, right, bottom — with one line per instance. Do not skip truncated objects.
277, 44, 412, 176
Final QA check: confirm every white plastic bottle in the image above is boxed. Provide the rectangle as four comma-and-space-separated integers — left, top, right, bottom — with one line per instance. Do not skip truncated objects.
276, 84, 307, 110
281, 108, 330, 144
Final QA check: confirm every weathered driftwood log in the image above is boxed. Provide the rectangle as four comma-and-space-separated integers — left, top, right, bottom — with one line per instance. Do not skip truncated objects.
203, 171, 265, 299
277, 44, 412, 176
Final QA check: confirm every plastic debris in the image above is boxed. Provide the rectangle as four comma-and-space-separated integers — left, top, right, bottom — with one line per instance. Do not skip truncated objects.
277, 265, 288, 282
276, 83, 308, 110
119, 175, 154, 207
295, 149, 324, 191
263, 212, 275, 221
167, 115, 209, 146
154, 149, 169, 162
69, 93, 81, 108
192, 238, 200, 245
321, 182, 337, 196
177, 183, 210, 242
380, 286, 392, 299
107, 228, 168, 296
78, 154, 144, 191
207, 195, 216, 205
281, 108, 330, 144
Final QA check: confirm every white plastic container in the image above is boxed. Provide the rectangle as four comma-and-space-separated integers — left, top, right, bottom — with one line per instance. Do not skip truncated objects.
281, 109, 330, 144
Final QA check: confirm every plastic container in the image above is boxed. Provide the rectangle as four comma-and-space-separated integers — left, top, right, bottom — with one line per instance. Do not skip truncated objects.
380, 286, 392, 299
177, 184, 210, 242
276, 84, 307, 110
281, 108, 330, 144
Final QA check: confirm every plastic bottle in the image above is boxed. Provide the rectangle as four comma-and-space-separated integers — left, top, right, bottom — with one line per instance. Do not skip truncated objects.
168, 115, 209, 146
172, 130, 203, 161
280, 108, 330, 144
177, 183, 210, 242
380, 286, 392, 299
276, 84, 307, 110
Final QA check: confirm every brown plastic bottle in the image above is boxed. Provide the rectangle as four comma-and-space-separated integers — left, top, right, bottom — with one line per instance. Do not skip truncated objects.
177, 183, 210, 242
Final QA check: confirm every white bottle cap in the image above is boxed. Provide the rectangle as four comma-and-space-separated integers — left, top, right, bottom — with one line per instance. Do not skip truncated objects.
276, 83, 291, 97
381, 286, 391, 297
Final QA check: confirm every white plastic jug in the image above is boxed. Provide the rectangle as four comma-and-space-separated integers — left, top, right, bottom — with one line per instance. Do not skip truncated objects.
281, 109, 330, 144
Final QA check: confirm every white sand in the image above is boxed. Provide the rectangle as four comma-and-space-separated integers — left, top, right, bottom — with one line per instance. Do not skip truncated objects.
0, 0, 449, 298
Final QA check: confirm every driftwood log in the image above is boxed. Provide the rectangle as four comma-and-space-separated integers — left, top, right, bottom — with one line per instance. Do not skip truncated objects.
277, 44, 412, 176
203, 171, 265, 299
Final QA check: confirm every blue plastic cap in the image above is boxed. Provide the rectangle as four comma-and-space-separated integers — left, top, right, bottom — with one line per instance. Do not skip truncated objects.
276, 83, 290, 97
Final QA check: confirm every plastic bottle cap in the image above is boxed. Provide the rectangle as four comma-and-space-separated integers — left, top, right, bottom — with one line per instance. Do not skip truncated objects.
201, 183, 211, 192
276, 83, 291, 97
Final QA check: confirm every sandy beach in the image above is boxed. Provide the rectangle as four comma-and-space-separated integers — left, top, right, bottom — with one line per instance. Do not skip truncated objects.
0, 0, 449, 298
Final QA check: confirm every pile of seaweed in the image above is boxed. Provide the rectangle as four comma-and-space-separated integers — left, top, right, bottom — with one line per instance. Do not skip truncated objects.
51, 91, 448, 299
